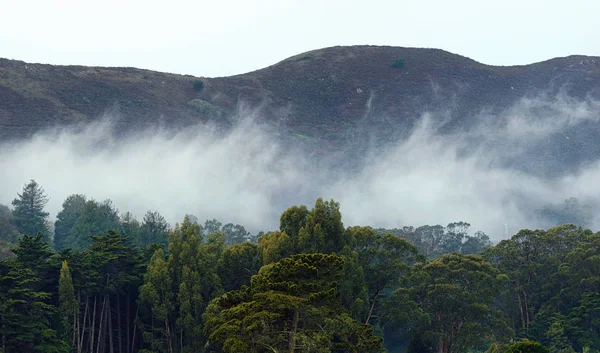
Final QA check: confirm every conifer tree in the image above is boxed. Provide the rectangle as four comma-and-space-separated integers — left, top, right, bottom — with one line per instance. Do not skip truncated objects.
11, 180, 50, 242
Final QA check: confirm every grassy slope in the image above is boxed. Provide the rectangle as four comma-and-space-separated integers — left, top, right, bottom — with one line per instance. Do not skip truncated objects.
1, 45, 599, 147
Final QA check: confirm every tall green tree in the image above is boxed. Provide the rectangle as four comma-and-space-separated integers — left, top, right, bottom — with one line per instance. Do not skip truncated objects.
139, 211, 170, 248
258, 198, 349, 264
0, 260, 68, 353
58, 260, 78, 347
392, 253, 511, 353
11, 179, 50, 242
54, 194, 87, 251
65, 199, 120, 251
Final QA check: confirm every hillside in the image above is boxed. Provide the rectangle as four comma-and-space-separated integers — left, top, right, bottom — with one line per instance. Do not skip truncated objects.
2, 45, 600, 172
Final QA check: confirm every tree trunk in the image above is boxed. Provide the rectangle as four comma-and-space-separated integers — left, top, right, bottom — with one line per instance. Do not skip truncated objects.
522, 288, 530, 329
79, 296, 89, 353
166, 319, 173, 353
515, 285, 525, 330
131, 306, 138, 353
90, 295, 97, 353
365, 288, 381, 325
96, 295, 107, 353
126, 293, 130, 353
117, 294, 122, 353
289, 308, 300, 353
108, 295, 115, 353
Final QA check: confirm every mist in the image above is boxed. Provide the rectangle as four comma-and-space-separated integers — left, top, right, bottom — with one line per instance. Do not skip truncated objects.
1, 93, 600, 239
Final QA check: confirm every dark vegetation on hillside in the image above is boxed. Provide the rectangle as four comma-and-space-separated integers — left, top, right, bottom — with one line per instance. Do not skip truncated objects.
2, 46, 600, 174
1, 179, 599, 353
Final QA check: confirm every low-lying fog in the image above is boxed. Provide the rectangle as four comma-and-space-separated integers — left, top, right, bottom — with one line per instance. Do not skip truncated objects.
2, 93, 600, 239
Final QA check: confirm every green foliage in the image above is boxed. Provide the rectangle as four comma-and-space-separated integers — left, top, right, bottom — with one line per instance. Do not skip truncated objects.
204, 253, 384, 353
378, 222, 492, 259
0, 204, 19, 258
505, 340, 550, 353
391, 58, 405, 69
58, 260, 77, 343
536, 197, 593, 229
11, 179, 50, 241
54, 194, 87, 251
259, 198, 349, 264
138, 210, 170, 248
393, 253, 511, 353
0, 253, 68, 352
65, 199, 120, 250
217, 242, 261, 292
187, 98, 221, 116
192, 79, 204, 92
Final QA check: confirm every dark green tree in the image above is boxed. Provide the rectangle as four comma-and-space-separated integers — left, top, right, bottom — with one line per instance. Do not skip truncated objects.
139, 210, 170, 248
11, 180, 50, 241
393, 253, 511, 353
204, 253, 384, 353
65, 199, 120, 251
54, 194, 87, 251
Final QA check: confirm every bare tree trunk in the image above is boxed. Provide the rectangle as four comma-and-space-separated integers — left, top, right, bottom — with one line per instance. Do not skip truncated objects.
96, 295, 107, 353
364, 288, 381, 325
108, 295, 114, 353
130, 306, 138, 353
79, 296, 89, 353
90, 296, 97, 353
126, 293, 130, 353
117, 294, 122, 353
166, 319, 173, 353
523, 289, 530, 329
515, 285, 525, 330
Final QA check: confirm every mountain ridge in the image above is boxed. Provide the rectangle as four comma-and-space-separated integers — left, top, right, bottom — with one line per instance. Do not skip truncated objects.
2, 45, 600, 174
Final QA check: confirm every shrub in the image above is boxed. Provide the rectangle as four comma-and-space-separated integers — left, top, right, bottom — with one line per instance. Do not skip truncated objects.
391, 58, 405, 69
192, 79, 205, 92
504, 340, 550, 353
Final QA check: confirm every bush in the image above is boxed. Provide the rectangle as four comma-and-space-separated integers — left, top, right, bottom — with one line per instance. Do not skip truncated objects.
505, 340, 550, 353
391, 58, 405, 69
192, 80, 205, 92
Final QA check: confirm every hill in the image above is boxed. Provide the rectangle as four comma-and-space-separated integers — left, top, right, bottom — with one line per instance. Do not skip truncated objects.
2, 45, 600, 173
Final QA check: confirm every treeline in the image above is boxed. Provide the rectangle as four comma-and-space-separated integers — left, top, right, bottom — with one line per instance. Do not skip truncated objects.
1, 180, 599, 353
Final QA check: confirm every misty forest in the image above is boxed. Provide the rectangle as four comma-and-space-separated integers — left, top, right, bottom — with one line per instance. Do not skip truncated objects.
0, 177, 598, 353
2, 46, 600, 353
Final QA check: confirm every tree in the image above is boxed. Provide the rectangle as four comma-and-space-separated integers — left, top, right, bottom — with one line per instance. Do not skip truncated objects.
221, 223, 251, 245
59, 260, 78, 346
202, 219, 222, 237
258, 198, 349, 264
393, 253, 511, 353
203, 253, 384, 353
347, 226, 423, 325
139, 248, 174, 353
0, 260, 68, 353
217, 242, 261, 292
54, 194, 87, 251
11, 180, 50, 241
120, 211, 142, 247
139, 210, 170, 248
65, 199, 120, 251
0, 205, 19, 258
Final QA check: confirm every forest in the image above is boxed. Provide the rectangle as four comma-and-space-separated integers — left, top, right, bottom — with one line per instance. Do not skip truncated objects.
1, 179, 598, 353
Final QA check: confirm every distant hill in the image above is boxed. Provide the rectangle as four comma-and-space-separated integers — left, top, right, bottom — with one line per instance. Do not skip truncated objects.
2, 45, 600, 174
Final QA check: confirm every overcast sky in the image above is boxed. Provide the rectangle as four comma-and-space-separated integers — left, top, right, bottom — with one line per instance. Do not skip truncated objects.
1, 0, 598, 77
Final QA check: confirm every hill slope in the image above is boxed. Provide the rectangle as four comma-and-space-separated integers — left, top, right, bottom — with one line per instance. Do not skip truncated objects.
2, 45, 600, 173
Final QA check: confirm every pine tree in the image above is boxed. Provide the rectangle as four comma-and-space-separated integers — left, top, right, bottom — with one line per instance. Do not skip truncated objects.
11, 180, 50, 242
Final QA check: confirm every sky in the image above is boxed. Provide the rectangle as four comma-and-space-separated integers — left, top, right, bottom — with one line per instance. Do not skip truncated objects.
1, 0, 599, 77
